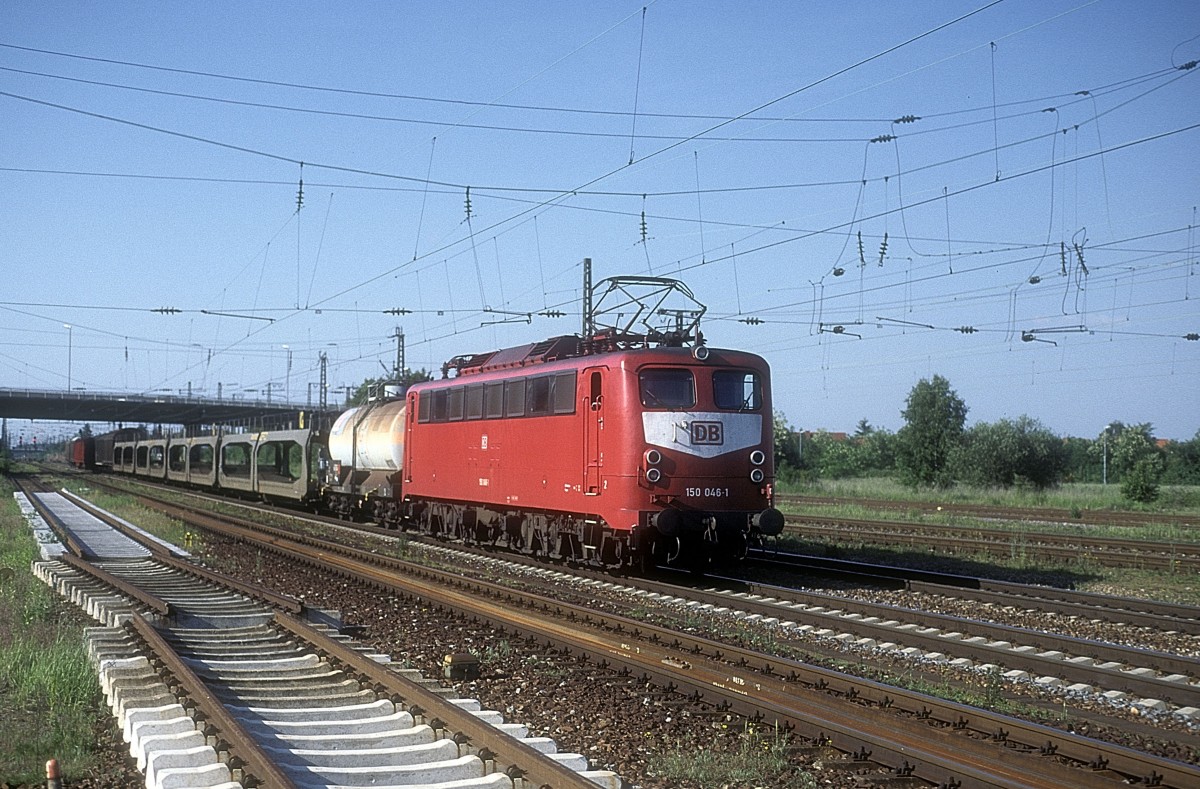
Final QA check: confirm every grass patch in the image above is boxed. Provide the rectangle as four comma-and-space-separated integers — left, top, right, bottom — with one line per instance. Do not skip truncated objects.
56, 482, 196, 550
61, 477, 414, 561
653, 726, 810, 787
779, 498, 1199, 543
781, 477, 1200, 517
1077, 569, 1200, 607
770, 532, 1200, 604
0, 476, 108, 784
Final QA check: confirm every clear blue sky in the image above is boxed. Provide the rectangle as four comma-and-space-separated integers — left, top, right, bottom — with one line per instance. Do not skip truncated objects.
2, 1, 1197, 441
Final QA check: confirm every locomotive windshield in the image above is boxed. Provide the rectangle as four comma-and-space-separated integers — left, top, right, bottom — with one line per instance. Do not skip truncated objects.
639, 369, 696, 408
713, 370, 763, 411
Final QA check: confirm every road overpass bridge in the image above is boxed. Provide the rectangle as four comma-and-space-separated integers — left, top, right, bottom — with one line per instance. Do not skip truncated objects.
0, 387, 337, 431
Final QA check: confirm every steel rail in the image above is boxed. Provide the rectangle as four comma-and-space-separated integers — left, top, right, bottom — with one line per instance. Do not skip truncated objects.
81, 481, 1200, 697
56, 487, 184, 558
42, 486, 615, 788
290, 538, 1200, 788
272, 614, 600, 789
790, 517, 1200, 571
747, 548, 1200, 630
594, 572, 1200, 706
50, 487, 306, 615
67, 479, 1200, 787
56, 552, 173, 618
168, 508, 1200, 789
15, 477, 91, 558
93, 474, 1200, 627
156, 555, 305, 615
790, 514, 1200, 557
125, 613, 299, 789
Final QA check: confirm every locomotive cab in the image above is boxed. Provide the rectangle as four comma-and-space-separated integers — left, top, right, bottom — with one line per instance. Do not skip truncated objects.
623, 348, 783, 570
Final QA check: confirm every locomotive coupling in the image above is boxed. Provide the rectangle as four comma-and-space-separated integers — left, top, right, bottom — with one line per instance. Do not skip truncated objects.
753, 507, 785, 536
652, 508, 683, 537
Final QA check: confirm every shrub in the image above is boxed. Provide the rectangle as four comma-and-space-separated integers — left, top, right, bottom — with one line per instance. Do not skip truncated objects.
1121, 456, 1162, 503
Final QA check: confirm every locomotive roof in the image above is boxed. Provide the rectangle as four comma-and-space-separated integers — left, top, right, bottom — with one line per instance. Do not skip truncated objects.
437, 332, 763, 380
445, 335, 583, 377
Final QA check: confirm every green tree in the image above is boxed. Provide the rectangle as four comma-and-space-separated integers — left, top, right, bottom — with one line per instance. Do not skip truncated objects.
773, 411, 802, 472
1121, 456, 1163, 503
1060, 436, 1093, 482
1162, 429, 1200, 485
809, 432, 863, 479
954, 416, 1066, 489
347, 369, 433, 406
1090, 422, 1160, 483
895, 375, 967, 488
1110, 423, 1158, 477
77, 423, 93, 438
858, 427, 896, 474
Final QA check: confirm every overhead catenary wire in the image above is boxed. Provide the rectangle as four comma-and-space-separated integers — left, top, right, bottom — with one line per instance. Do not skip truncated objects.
4, 61, 1194, 204
628, 5, 648, 165
5, 6, 1194, 406
663, 122, 1200, 280
304, 192, 334, 309
413, 137, 437, 261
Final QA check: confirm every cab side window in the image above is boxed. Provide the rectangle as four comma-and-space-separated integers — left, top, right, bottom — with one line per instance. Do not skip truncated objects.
713, 370, 762, 410
638, 369, 695, 408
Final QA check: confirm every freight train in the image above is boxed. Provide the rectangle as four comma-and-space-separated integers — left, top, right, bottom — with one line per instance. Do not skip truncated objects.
68, 319, 783, 571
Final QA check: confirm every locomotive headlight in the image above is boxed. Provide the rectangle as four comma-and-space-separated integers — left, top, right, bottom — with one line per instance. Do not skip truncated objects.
749, 449, 765, 466
692, 345, 710, 361
646, 467, 662, 484
749, 468, 765, 484
644, 448, 662, 467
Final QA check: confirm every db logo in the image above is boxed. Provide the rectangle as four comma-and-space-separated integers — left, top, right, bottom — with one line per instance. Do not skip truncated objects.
690, 421, 724, 445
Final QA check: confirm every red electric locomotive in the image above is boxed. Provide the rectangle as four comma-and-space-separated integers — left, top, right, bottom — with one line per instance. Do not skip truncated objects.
322, 274, 784, 571
400, 333, 782, 569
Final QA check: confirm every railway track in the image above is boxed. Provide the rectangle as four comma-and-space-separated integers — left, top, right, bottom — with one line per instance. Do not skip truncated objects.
780, 492, 1199, 529
83, 468, 1198, 576
33, 477, 1200, 788
747, 548, 1200, 634
56, 474, 1200, 698
14, 476, 619, 789
781, 512, 1200, 572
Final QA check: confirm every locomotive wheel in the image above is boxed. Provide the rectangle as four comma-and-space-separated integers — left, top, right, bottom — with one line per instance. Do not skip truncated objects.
727, 531, 749, 562
636, 541, 657, 575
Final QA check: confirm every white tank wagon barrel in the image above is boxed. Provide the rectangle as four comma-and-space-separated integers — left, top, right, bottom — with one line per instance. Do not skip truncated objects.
324, 398, 409, 522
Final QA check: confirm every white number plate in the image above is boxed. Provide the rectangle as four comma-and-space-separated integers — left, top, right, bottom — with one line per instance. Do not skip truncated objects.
685, 487, 729, 498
